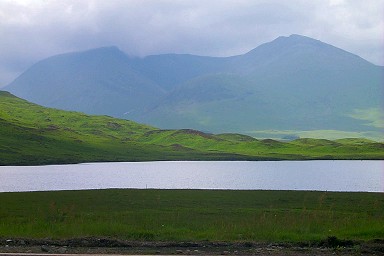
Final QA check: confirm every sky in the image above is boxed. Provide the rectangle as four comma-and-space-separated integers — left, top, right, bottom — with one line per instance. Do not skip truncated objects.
0, 0, 383, 86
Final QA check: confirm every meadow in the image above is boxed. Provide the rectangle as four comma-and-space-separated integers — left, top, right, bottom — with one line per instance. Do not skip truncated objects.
0, 189, 383, 243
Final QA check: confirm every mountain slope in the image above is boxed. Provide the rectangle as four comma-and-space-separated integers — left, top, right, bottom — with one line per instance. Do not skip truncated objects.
4, 35, 383, 140
130, 54, 228, 91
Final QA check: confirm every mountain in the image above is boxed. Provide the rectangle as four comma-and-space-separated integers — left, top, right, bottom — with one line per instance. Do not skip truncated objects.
5, 35, 383, 140
5, 46, 165, 118
140, 35, 383, 137
0, 91, 382, 165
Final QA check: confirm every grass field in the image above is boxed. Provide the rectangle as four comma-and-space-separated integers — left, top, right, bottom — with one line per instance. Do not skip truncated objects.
0, 189, 383, 242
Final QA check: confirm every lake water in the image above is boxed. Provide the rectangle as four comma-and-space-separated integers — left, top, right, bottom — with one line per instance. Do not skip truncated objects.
0, 161, 383, 192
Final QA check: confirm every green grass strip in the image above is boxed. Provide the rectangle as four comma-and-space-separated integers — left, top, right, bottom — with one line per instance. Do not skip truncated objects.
0, 189, 383, 242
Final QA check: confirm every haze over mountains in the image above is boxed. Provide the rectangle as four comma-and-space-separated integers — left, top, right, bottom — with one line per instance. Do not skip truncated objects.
5, 34, 383, 140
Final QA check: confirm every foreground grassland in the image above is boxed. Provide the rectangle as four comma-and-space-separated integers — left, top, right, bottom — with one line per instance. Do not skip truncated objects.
0, 91, 383, 165
0, 189, 383, 242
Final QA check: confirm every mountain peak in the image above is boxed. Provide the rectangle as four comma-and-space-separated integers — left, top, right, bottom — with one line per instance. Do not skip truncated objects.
242, 34, 325, 59
242, 34, 370, 67
80, 46, 126, 56
288, 34, 313, 39
39, 46, 128, 64
88, 45, 121, 52
272, 34, 323, 46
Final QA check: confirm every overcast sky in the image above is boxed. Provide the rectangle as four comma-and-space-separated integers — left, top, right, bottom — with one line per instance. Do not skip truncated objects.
0, 0, 383, 86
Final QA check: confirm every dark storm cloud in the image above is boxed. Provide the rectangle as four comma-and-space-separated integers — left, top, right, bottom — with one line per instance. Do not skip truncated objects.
0, 0, 383, 86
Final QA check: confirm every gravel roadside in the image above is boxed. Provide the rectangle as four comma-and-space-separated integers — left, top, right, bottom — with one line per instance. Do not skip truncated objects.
1, 238, 383, 255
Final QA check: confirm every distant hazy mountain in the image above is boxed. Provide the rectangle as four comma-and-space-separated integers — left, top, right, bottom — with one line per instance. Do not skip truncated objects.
6, 46, 165, 118
5, 35, 383, 139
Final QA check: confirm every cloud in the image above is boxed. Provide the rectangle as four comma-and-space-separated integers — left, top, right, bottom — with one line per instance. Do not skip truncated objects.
0, 0, 383, 86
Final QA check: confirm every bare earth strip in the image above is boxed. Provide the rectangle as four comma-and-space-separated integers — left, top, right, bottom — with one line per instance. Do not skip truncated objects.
0, 254, 134, 256
1, 239, 384, 256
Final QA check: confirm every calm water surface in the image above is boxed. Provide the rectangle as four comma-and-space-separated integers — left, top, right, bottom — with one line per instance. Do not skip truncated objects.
0, 161, 383, 192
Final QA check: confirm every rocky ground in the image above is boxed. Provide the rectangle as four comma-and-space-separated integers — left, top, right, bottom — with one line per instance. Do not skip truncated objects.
1, 237, 384, 255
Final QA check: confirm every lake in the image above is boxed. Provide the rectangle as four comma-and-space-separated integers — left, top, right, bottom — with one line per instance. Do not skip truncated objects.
0, 160, 383, 192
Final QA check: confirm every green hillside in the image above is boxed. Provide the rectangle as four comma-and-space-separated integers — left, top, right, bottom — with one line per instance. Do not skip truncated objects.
0, 91, 383, 166
0, 91, 220, 165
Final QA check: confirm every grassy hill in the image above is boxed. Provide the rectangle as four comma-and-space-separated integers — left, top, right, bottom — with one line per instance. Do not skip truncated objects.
0, 91, 221, 165
0, 91, 383, 165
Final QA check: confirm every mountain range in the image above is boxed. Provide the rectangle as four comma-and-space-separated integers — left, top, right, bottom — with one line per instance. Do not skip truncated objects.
5, 34, 383, 140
